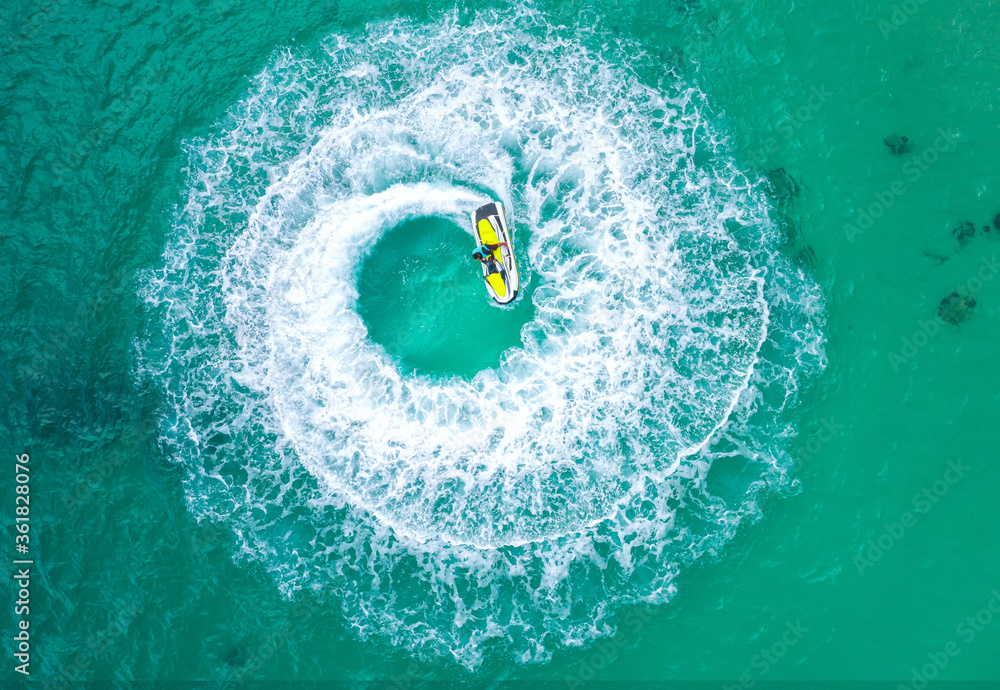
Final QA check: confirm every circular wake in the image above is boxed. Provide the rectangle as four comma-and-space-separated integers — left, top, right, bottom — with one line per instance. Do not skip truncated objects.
138, 7, 825, 668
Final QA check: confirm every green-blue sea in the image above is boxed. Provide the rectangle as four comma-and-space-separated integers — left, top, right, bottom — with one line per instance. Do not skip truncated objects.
3, 0, 1000, 686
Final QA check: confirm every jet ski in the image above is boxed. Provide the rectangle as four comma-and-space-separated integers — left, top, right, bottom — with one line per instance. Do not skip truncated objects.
471, 201, 519, 305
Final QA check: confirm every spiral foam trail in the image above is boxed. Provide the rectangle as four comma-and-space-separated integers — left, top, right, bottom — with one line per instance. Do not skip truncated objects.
138, 7, 825, 668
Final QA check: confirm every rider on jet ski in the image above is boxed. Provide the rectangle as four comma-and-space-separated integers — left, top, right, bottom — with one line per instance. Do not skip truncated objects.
472, 241, 508, 274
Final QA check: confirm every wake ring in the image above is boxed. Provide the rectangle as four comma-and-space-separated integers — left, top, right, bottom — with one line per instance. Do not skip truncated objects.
139, 7, 825, 668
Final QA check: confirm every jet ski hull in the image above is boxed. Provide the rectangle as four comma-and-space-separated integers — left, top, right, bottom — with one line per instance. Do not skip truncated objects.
471, 201, 519, 305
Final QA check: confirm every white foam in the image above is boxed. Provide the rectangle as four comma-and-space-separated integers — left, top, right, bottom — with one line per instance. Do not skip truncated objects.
137, 6, 826, 669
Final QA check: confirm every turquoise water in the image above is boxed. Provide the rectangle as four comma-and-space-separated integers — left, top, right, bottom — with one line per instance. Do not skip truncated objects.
3, 0, 1000, 685
358, 215, 535, 377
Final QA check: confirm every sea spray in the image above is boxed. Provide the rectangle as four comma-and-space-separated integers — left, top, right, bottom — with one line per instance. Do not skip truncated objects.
137, 6, 825, 668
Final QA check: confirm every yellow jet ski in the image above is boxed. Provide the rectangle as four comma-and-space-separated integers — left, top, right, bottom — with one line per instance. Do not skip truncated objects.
471, 201, 519, 305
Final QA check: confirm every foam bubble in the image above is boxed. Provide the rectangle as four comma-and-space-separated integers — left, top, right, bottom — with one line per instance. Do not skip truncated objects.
138, 6, 825, 668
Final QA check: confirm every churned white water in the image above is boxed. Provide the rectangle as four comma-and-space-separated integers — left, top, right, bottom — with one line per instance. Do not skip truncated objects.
139, 7, 825, 668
